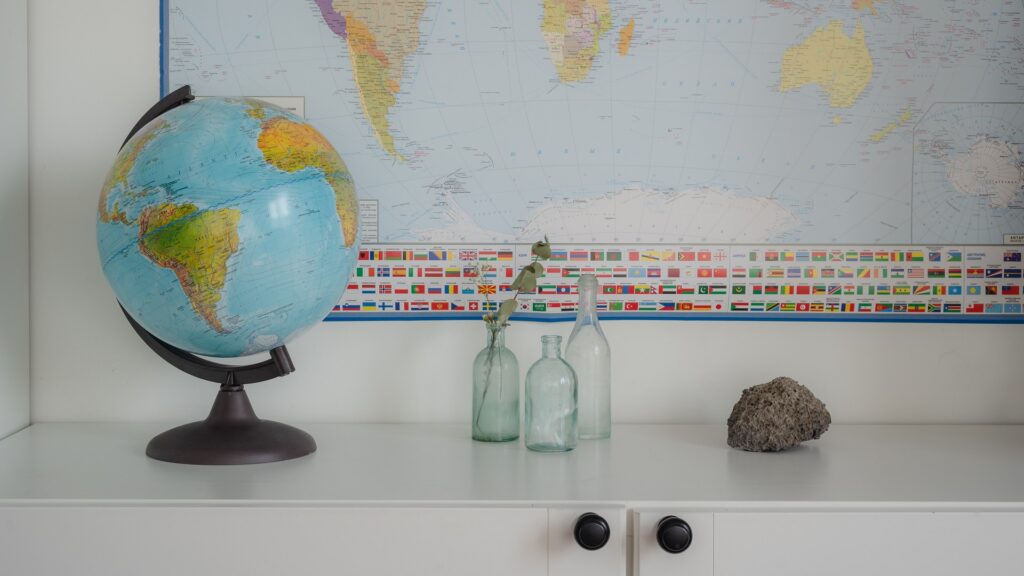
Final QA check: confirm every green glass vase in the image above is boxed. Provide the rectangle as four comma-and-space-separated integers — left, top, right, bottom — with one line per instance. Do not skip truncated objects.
525, 335, 578, 452
472, 325, 520, 442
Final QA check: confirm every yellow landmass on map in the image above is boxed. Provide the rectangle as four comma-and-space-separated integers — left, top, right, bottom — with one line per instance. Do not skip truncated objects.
98, 119, 169, 225
331, 0, 427, 160
780, 20, 873, 109
869, 107, 913, 142
618, 18, 635, 56
138, 202, 241, 333
542, 0, 612, 83
245, 100, 267, 120
258, 116, 359, 247
852, 0, 882, 15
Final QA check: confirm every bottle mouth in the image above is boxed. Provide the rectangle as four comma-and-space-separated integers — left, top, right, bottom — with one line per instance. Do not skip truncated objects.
579, 274, 598, 287
541, 335, 562, 345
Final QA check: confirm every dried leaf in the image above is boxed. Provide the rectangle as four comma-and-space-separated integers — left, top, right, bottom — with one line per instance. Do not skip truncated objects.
511, 267, 536, 291
497, 299, 517, 324
531, 239, 552, 260
519, 273, 537, 293
483, 236, 551, 327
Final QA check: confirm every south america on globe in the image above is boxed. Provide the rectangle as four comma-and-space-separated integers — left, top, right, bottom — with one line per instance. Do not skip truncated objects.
97, 97, 359, 357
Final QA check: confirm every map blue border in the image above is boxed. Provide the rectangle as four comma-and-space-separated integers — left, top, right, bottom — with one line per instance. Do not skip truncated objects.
159, 0, 168, 96
157, 1, 1022, 325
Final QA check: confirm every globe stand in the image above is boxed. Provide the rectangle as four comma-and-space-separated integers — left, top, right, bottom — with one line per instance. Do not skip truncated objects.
123, 307, 317, 465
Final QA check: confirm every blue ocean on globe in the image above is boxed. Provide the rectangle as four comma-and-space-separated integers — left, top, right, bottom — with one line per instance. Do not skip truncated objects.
97, 97, 359, 357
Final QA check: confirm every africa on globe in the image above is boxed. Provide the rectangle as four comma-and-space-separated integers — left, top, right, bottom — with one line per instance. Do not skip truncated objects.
97, 97, 359, 358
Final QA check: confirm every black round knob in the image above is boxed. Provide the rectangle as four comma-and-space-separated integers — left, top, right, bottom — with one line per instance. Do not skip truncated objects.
656, 516, 692, 554
574, 513, 611, 551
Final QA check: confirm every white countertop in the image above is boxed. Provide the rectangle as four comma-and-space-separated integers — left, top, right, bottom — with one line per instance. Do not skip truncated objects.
1, 423, 1022, 508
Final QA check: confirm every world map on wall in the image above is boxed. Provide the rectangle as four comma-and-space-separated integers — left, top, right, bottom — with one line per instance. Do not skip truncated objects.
164, 0, 1024, 320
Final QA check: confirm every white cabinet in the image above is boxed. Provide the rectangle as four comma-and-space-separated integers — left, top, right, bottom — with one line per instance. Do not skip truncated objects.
0, 506, 635, 576
714, 512, 1024, 576
7, 507, 1024, 576
0, 507, 549, 576
631, 511, 1024, 576
3, 425, 1024, 575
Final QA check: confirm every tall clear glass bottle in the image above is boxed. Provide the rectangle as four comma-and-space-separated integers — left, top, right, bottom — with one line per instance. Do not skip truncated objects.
565, 274, 611, 439
524, 335, 578, 452
472, 325, 520, 442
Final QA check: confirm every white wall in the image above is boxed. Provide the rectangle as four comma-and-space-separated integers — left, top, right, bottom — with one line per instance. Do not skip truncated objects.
28, 0, 1024, 425
0, 0, 30, 439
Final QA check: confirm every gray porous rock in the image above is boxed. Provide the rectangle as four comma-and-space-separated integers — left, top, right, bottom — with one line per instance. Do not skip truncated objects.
727, 376, 831, 452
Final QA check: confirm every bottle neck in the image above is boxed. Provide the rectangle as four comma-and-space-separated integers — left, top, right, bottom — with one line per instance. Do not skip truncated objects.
541, 336, 562, 358
579, 290, 597, 314
577, 279, 599, 320
487, 326, 506, 348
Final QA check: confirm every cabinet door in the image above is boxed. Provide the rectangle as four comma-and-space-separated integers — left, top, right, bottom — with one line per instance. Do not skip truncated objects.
714, 512, 1024, 576
0, 506, 549, 576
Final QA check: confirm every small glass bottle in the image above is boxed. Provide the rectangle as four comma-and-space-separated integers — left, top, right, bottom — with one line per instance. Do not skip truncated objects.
565, 274, 611, 439
525, 335, 578, 452
472, 325, 520, 442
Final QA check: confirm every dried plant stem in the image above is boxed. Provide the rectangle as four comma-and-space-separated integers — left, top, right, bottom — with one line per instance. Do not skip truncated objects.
477, 255, 537, 424
473, 327, 504, 432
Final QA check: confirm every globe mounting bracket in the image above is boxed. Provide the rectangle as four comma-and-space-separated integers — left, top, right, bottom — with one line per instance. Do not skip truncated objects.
117, 85, 317, 465
121, 305, 295, 388
122, 84, 195, 147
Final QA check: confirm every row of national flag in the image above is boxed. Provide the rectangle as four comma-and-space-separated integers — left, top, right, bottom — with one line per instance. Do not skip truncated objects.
357, 247, 1024, 264
332, 300, 1023, 315
351, 264, 1022, 280
347, 281, 1023, 298
331, 244, 1024, 319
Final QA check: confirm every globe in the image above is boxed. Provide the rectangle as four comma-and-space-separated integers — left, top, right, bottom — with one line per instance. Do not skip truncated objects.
97, 97, 359, 358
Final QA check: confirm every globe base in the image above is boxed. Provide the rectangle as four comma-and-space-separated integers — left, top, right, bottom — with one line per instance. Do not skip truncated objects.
146, 386, 316, 465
